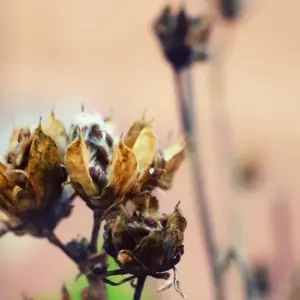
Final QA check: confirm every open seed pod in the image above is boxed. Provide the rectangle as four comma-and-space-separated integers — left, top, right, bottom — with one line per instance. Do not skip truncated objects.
103, 193, 187, 277
0, 114, 75, 237
64, 112, 158, 211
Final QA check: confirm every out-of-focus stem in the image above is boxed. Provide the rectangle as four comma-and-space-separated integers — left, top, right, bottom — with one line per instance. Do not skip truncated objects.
174, 69, 225, 300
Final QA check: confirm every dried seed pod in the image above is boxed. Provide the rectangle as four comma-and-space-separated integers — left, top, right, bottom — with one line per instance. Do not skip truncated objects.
103, 199, 186, 278
0, 116, 76, 238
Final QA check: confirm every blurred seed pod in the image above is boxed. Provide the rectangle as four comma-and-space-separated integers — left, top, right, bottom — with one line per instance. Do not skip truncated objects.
153, 6, 213, 70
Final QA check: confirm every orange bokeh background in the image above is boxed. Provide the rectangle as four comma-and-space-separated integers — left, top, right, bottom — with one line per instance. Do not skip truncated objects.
1, 1, 300, 299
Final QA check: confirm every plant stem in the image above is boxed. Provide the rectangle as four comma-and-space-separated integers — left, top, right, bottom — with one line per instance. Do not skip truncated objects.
174, 69, 225, 300
133, 276, 147, 300
89, 212, 101, 253
44, 230, 78, 264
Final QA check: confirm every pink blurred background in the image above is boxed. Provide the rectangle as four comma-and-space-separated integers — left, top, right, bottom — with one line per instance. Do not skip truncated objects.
1, 0, 300, 299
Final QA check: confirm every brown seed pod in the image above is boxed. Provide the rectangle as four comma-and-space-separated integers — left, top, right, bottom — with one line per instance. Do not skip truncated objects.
103, 199, 186, 277
0, 114, 75, 237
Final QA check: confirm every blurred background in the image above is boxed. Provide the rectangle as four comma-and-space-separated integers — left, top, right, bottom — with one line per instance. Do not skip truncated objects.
1, 0, 300, 299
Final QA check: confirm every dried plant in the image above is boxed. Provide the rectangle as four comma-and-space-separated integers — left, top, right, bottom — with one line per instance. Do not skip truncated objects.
0, 108, 187, 300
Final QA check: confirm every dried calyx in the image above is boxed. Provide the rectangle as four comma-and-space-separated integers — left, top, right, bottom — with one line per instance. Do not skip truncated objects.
0, 112, 75, 237
64, 111, 186, 215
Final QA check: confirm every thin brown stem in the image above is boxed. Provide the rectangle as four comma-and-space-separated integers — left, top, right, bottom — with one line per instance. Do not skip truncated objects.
89, 212, 101, 253
44, 230, 78, 264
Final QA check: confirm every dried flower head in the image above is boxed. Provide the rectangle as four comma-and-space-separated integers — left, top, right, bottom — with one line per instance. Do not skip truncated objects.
153, 5, 213, 70
64, 111, 186, 216
101, 193, 187, 296
0, 112, 75, 237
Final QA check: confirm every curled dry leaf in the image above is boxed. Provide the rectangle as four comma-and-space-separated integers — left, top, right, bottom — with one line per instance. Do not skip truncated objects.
64, 129, 98, 198
27, 121, 61, 206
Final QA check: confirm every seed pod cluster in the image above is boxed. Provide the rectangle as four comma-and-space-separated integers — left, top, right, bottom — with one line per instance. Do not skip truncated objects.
103, 193, 187, 276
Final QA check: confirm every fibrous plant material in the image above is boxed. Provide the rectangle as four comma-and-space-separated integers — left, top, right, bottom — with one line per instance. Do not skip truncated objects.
0, 108, 187, 300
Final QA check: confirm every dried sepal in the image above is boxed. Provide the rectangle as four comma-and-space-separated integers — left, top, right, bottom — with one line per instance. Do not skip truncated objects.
124, 113, 154, 149
43, 111, 68, 162
64, 128, 98, 198
107, 140, 138, 196
132, 127, 158, 172
27, 121, 61, 204
157, 140, 186, 189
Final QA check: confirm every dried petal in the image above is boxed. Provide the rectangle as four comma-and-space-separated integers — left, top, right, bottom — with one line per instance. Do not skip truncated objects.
107, 140, 138, 195
43, 111, 68, 162
124, 114, 154, 149
27, 121, 61, 204
132, 127, 158, 172
158, 140, 186, 189
64, 129, 98, 198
